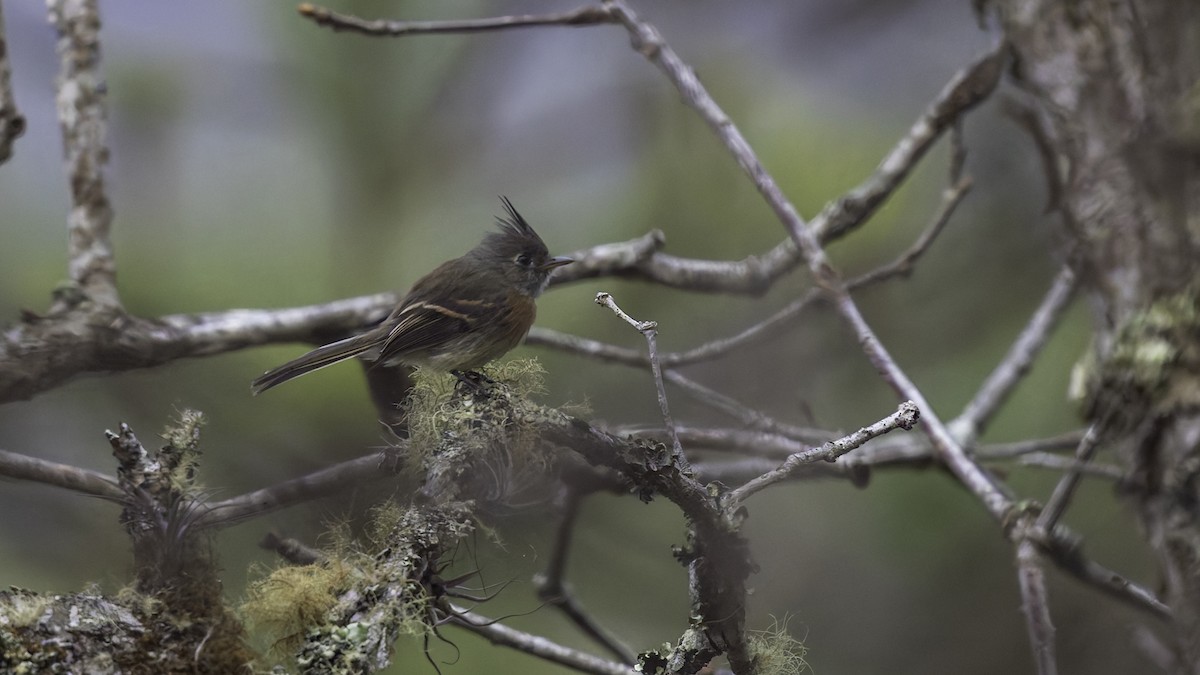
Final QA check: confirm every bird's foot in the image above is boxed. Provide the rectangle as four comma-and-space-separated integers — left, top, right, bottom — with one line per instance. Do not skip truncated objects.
451, 369, 495, 392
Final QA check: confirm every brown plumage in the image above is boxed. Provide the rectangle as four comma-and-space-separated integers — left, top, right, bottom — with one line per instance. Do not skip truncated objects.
251, 198, 572, 395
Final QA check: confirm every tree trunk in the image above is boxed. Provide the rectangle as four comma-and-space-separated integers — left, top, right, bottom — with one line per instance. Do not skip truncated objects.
998, 1, 1200, 670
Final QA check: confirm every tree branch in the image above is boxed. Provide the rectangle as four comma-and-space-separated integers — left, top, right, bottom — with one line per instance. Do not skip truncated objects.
449, 603, 633, 675
0, 448, 122, 500
298, 3, 618, 37
726, 402, 919, 505
48, 0, 117, 306
200, 450, 394, 526
956, 266, 1078, 439
533, 490, 638, 664
1015, 536, 1058, 675
0, 0, 25, 164
595, 292, 684, 461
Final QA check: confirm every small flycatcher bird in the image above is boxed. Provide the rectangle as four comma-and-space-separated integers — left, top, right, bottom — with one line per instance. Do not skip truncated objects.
251, 197, 573, 395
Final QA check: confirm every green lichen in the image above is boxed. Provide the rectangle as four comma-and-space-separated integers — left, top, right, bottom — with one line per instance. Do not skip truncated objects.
749, 616, 810, 675
1077, 285, 1200, 428
159, 408, 206, 492
403, 360, 566, 506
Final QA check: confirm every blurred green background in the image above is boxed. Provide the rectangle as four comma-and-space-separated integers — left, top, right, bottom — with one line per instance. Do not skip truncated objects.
0, 1, 1160, 673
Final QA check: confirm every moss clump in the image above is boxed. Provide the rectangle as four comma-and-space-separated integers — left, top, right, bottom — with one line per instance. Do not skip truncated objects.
403, 360, 563, 506
242, 561, 355, 658
749, 616, 810, 674
1074, 284, 1200, 430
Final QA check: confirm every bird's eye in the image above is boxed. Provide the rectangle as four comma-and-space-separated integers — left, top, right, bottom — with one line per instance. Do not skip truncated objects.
515, 253, 532, 267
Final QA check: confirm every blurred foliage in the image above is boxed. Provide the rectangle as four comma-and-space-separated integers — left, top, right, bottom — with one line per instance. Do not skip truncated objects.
0, 1, 1160, 673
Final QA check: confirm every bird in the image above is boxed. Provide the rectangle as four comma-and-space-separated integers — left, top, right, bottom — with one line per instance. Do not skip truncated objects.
251, 197, 573, 395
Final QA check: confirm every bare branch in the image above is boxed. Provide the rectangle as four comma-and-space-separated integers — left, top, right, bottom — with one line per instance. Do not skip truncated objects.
1015, 537, 1059, 675
665, 291, 822, 366
957, 266, 1079, 438
200, 450, 393, 526
0, 1, 25, 164
1035, 427, 1103, 531
1017, 452, 1123, 482
528, 291, 821, 369
605, 0, 1013, 523
973, 432, 1085, 459
726, 402, 919, 505
595, 292, 684, 461
47, 0, 117, 305
1036, 534, 1171, 621
809, 42, 1006, 241
662, 370, 829, 444
527, 327, 645, 366
0, 294, 396, 403
298, 3, 617, 37
847, 175, 973, 288
534, 491, 638, 664
448, 603, 633, 675
0, 448, 122, 500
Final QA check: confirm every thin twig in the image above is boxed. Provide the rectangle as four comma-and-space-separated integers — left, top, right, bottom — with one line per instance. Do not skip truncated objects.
47, 0, 118, 306
1016, 451, 1123, 482
527, 327, 645, 366
199, 451, 394, 526
957, 266, 1079, 438
535, 174, 967, 372
299, 3, 617, 37
1027, 524, 1170, 622
847, 176, 973, 288
807, 42, 1006, 242
1035, 426, 1102, 532
0, 1, 25, 164
973, 432, 1086, 459
595, 292, 684, 461
448, 603, 633, 675
0, 448, 123, 500
1061, 553, 1171, 620
727, 402, 919, 505
662, 370, 826, 443
534, 491, 638, 664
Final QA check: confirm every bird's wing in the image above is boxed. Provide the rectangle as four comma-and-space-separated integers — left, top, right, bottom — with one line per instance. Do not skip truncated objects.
377, 297, 492, 359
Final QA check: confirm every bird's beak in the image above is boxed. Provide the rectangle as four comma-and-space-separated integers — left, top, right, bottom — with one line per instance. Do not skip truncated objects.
540, 256, 574, 271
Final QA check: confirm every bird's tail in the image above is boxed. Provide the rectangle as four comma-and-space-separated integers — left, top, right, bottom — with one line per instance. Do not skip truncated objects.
251, 333, 378, 395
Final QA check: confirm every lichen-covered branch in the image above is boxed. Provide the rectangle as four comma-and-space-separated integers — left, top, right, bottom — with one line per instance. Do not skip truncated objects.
47, 0, 117, 306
